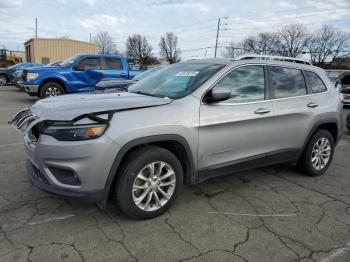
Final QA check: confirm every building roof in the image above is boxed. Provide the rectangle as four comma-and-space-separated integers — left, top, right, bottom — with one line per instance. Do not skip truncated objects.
24, 37, 97, 46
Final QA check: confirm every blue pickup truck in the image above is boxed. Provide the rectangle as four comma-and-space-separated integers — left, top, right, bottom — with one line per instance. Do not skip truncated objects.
20, 54, 142, 98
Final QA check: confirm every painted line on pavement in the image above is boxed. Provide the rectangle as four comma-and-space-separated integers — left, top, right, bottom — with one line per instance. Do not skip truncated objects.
321, 241, 350, 262
208, 212, 297, 217
26, 214, 75, 226
0, 142, 24, 148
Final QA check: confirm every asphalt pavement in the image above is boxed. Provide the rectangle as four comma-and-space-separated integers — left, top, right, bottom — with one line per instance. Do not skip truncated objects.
1, 85, 350, 262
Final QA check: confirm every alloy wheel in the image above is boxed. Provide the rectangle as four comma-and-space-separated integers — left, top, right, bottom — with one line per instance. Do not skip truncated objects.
132, 161, 176, 211
45, 86, 62, 97
311, 137, 331, 170
0, 76, 7, 86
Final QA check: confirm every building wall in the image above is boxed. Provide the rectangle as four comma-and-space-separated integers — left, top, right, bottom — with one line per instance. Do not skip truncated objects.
25, 38, 98, 64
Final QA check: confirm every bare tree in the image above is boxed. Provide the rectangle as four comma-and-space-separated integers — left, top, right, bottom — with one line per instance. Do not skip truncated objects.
159, 32, 180, 63
222, 42, 244, 58
92, 31, 118, 54
126, 34, 156, 65
278, 24, 310, 57
223, 33, 285, 58
307, 25, 349, 64
241, 33, 283, 55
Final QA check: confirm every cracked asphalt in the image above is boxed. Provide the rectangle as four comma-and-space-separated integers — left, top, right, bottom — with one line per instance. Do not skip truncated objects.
1, 85, 350, 262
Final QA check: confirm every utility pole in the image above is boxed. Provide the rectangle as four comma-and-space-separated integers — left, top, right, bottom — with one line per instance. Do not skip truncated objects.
89, 33, 92, 43
35, 18, 38, 38
214, 18, 220, 58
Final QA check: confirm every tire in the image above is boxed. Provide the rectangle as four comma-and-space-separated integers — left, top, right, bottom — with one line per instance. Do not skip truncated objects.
0, 74, 8, 86
298, 129, 334, 176
39, 82, 65, 98
114, 146, 183, 219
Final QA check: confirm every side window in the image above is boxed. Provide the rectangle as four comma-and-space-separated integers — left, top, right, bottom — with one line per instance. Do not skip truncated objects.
78, 58, 100, 70
102, 58, 123, 70
304, 71, 327, 93
215, 65, 265, 103
270, 67, 307, 99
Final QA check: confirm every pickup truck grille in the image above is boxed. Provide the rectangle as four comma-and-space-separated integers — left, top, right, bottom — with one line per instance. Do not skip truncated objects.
10, 108, 37, 129
22, 70, 28, 81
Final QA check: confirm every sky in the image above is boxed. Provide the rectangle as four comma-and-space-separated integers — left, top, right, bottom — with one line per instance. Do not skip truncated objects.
0, 0, 349, 59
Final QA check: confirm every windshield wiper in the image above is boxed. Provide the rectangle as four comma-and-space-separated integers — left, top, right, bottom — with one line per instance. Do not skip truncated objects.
132, 91, 165, 98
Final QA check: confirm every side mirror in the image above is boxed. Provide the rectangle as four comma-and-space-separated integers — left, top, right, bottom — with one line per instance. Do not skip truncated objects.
73, 65, 85, 71
204, 86, 231, 103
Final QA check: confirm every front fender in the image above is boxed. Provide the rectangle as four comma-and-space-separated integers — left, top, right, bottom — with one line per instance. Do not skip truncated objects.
26, 73, 68, 89
98, 134, 197, 209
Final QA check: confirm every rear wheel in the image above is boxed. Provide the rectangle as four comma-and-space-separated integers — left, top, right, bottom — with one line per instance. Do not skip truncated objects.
39, 82, 65, 98
0, 74, 7, 86
114, 146, 183, 219
298, 129, 334, 176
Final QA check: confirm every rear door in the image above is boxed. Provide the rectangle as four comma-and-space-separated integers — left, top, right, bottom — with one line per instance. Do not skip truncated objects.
101, 57, 128, 79
268, 66, 314, 154
198, 64, 275, 177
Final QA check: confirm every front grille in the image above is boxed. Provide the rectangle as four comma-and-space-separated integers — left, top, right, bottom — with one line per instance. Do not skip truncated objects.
10, 108, 37, 129
22, 70, 28, 81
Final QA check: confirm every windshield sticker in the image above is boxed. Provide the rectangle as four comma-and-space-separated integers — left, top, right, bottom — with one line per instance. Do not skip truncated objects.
175, 71, 199, 77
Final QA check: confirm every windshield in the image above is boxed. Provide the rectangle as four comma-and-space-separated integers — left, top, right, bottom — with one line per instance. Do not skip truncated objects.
133, 67, 165, 81
60, 55, 80, 67
128, 63, 224, 99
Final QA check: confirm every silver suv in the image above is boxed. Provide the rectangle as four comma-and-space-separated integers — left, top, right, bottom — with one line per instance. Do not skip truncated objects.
10, 55, 343, 219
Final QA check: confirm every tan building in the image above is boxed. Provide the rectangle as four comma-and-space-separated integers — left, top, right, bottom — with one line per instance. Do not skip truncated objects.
24, 38, 98, 64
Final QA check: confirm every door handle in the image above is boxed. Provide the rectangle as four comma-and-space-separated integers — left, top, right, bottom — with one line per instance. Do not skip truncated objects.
254, 108, 271, 115
307, 102, 318, 108
120, 73, 126, 77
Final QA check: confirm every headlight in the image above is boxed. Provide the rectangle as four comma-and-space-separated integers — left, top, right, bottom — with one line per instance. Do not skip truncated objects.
27, 73, 39, 81
41, 124, 107, 141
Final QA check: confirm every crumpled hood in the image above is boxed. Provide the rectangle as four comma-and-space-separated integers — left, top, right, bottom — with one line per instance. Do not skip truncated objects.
31, 92, 172, 121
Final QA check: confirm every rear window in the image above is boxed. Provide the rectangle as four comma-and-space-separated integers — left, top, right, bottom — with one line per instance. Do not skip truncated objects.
269, 66, 307, 99
304, 71, 327, 93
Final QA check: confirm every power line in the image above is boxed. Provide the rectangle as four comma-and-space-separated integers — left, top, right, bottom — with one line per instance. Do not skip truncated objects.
224, 10, 349, 32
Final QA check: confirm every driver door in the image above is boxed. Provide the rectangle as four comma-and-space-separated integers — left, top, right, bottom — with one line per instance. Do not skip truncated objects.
70, 57, 104, 92
198, 65, 275, 179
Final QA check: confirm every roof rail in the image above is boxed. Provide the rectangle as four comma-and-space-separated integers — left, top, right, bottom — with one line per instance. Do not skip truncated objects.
236, 55, 312, 65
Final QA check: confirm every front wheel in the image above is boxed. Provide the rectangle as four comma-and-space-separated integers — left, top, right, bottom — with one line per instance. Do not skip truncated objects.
115, 146, 183, 219
298, 129, 334, 176
39, 82, 65, 98
0, 75, 8, 86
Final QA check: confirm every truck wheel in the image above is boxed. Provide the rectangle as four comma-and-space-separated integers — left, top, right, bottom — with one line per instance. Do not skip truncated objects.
0, 74, 7, 86
298, 129, 334, 176
115, 146, 183, 219
39, 82, 65, 98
